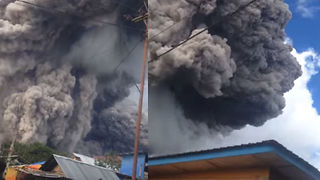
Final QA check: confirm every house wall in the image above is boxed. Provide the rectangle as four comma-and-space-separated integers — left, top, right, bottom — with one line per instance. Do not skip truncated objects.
269, 168, 289, 180
120, 154, 146, 179
149, 167, 270, 180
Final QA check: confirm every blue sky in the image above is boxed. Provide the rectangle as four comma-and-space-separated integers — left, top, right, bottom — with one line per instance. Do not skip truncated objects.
285, 0, 320, 113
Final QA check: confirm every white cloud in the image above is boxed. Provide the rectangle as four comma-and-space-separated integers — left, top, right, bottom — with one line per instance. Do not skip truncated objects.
297, 0, 320, 18
211, 48, 320, 169
284, 37, 293, 46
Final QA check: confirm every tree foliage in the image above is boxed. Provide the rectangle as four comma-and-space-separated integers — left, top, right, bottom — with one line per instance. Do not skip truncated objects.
0, 142, 65, 165
95, 151, 122, 172
14, 142, 61, 164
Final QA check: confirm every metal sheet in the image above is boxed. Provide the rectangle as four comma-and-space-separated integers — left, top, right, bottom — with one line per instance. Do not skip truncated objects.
73, 153, 95, 166
53, 154, 120, 180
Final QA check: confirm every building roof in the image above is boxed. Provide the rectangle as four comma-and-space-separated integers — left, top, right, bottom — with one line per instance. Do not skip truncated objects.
119, 152, 147, 156
73, 153, 95, 166
148, 140, 320, 180
41, 154, 120, 180
7, 167, 68, 179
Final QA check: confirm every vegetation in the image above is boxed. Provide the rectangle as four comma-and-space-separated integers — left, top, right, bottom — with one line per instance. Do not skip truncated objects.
0, 142, 67, 179
0, 142, 65, 165
95, 151, 122, 172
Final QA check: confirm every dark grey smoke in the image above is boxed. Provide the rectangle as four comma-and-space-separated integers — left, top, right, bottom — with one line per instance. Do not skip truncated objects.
80, 74, 148, 154
0, 0, 147, 154
149, 0, 301, 152
81, 99, 148, 155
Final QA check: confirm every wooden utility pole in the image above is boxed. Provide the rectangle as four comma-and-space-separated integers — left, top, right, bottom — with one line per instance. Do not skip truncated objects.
2, 136, 16, 179
131, 9, 148, 180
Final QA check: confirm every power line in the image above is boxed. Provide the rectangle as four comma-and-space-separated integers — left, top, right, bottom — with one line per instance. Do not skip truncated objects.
16, 0, 146, 93
112, 39, 143, 93
16, 0, 145, 93
149, 22, 179, 41
148, 0, 260, 63
16, 0, 145, 32
134, 84, 140, 92
113, 40, 142, 72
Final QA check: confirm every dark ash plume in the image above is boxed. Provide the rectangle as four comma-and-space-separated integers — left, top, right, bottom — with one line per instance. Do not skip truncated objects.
0, 0, 147, 154
80, 99, 148, 155
149, 0, 301, 152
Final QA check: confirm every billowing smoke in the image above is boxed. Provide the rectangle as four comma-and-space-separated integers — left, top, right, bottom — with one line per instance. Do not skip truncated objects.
149, 0, 301, 153
79, 98, 148, 155
0, 0, 147, 154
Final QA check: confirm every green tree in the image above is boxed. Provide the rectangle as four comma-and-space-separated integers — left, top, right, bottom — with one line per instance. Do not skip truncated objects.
1, 142, 66, 165
95, 151, 122, 172
14, 142, 61, 164
104, 151, 122, 172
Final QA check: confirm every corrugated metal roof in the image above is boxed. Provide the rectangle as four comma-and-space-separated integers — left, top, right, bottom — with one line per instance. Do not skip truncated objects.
53, 154, 120, 180
73, 153, 95, 166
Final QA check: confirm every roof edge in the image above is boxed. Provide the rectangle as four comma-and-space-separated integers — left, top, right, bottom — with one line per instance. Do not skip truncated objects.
148, 140, 320, 179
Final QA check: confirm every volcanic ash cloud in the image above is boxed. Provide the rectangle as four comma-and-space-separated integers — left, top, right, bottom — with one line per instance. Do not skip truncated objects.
149, 0, 302, 153
0, 0, 147, 154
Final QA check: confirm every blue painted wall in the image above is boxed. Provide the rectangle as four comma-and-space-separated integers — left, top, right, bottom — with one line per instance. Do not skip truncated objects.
120, 154, 146, 179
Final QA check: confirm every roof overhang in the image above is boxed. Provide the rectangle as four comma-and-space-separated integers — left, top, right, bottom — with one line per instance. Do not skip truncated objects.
148, 141, 320, 180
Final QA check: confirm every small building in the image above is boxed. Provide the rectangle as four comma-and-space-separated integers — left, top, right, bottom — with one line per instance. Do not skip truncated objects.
148, 140, 320, 180
41, 154, 124, 180
5, 154, 129, 180
5, 161, 67, 180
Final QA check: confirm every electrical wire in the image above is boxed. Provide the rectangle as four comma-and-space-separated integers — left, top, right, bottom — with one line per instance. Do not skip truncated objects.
16, 0, 145, 32
113, 40, 143, 73
148, 0, 260, 63
113, 39, 145, 93
16, 0, 147, 92
149, 22, 179, 41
